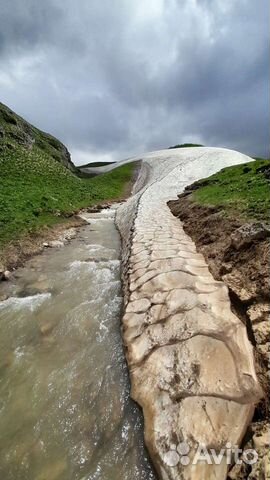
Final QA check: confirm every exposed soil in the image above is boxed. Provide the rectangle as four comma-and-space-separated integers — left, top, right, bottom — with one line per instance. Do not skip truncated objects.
0, 216, 87, 275
168, 193, 270, 479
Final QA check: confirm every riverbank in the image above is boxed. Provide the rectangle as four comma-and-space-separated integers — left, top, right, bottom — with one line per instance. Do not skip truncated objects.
0, 101, 140, 273
168, 158, 270, 479
0, 161, 140, 275
0, 206, 155, 480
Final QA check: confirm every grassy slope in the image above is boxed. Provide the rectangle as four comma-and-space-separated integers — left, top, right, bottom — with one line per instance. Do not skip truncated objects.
0, 147, 136, 247
0, 102, 76, 171
78, 161, 116, 168
0, 103, 137, 248
191, 159, 270, 220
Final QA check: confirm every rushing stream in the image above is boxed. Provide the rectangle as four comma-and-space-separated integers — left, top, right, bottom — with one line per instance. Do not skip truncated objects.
0, 208, 156, 480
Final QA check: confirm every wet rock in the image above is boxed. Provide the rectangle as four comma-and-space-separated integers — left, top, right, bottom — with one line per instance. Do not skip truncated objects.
40, 322, 54, 336
2, 270, 11, 281
36, 459, 67, 480
60, 227, 77, 241
30, 280, 51, 293
231, 222, 270, 250
48, 240, 64, 248
0, 351, 14, 371
0, 265, 11, 281
0, 294, 9, 302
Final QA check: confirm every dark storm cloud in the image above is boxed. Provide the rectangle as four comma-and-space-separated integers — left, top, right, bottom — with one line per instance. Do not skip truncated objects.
0, 0, 269, 163
0, 0, 63, 55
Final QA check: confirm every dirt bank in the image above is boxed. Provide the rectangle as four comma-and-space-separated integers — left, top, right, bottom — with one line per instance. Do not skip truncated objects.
0, 216, 87, 276
168, 193, 269, 479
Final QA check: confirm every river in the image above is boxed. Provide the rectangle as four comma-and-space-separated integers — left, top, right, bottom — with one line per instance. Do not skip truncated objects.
0, 207, 156, 480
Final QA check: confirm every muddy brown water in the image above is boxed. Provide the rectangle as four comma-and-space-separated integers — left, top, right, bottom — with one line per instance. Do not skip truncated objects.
0, 208, 156, 480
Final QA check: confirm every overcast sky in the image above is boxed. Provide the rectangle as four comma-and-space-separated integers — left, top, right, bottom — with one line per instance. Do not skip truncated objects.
0, 0, 269, 164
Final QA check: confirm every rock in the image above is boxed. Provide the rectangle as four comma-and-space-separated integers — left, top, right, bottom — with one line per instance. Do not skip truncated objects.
263, 453, 270, 477
247, 303, 270, 324
0, 351, 14, 370
227, 462, 250, 480
253, 430, 270, 450
43, 242, 49, 247
220, 262, 233, 275
253, 321, 270, 345
0, 263, 7, 281
0, 294, 9, 302
59, 228, 77, 242
223, 271, 256, 302
256, 342, 270, 358
231, 222, 270, 250
247, 453, 269, 480
40, 322, 54, 336
48, 240, 64, 248
1, 270, 11, 281
30, 280, 50, 293
36, 458, 67, 480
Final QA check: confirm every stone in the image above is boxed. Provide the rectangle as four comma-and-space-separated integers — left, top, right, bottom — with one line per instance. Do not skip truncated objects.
40, 322, 54, 336
30, 280, 50, 293
36, 458, 67, 480
48, 240, 64, 248
227, 462, 250, 480
253, 430, 270, 450
247, 303, 270, 324
252, 321, 270, 345
223, 271, 256, 302
231, 222, 270, 250
0, 294, 9, 301
2, 270, 11, 281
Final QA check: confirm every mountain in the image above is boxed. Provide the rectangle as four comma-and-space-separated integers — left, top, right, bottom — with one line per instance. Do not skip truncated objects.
0, 102, 76, 172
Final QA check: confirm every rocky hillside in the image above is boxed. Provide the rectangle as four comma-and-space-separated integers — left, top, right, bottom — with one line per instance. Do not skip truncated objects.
0, 102, 76, 172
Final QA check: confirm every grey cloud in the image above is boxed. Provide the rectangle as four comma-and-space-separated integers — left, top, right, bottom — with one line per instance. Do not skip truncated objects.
0, 0, 268, 163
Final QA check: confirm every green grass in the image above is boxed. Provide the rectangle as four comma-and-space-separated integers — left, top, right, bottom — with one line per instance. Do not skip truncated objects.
78, 161, 115, 168
0, 144, 137, 247
0, 102, 76, 172
169, 143, 203, 149
192, 159, 270, 220
0, 102, 137, 248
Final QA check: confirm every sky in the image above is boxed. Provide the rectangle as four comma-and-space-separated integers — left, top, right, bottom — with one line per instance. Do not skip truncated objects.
0, 0, 269, 165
